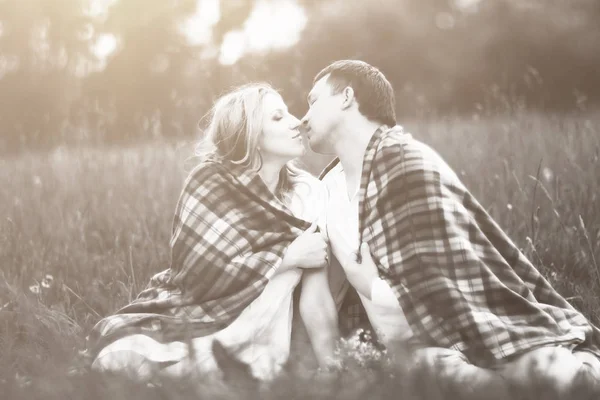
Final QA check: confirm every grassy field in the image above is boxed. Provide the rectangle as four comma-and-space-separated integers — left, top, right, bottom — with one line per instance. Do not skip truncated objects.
1, 110, 600, 399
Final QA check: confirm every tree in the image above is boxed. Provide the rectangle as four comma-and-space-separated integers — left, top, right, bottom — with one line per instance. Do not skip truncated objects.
0, 0, 98, 150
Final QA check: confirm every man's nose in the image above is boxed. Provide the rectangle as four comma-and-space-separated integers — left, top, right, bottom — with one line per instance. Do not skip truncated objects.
299, 116, 310, 132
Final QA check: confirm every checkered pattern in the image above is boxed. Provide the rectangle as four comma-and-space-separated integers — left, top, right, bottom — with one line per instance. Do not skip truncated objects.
323, 125, 600, 366
86, 159, 311, 358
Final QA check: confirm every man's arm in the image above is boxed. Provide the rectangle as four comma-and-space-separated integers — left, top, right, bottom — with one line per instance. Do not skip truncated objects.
371, 277, 400, 307
329, 236, 399, 310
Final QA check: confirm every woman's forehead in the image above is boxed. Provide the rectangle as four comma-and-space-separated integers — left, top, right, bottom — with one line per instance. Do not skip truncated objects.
263, 92, 286, 110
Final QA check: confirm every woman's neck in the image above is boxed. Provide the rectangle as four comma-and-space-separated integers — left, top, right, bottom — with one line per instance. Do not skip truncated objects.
258, 160, 285, 195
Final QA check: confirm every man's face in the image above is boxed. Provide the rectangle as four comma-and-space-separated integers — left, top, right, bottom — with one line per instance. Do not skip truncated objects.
301, 75, 343, 154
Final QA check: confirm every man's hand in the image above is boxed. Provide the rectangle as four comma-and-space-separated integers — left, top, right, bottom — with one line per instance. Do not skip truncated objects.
330, 234, 379, 300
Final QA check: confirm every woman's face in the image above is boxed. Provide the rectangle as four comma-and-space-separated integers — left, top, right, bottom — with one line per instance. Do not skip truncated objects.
258, 92, 305, 163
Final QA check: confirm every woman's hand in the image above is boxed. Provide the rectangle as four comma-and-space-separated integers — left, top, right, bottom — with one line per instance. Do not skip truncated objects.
280, 222, 329, 271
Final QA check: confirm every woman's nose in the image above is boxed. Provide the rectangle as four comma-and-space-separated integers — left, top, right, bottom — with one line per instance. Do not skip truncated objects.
289, 115, 301, 129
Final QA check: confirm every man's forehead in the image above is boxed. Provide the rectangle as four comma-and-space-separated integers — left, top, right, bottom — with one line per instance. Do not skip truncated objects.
309, 75, 331, 98
314, 75, 330, 91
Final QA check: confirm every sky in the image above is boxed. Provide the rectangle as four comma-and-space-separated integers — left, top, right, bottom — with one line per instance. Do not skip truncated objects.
90, 0, 308, 66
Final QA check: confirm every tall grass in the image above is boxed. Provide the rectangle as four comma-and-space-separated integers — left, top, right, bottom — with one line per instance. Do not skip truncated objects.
1, 110, 599, 399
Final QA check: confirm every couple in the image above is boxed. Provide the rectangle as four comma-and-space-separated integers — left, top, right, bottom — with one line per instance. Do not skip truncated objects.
85, 60, 600, 397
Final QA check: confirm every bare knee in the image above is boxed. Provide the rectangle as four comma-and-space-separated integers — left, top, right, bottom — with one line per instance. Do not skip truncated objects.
412, 347, 510, 399
508, 346, 581, 395
92, 350, 155, 381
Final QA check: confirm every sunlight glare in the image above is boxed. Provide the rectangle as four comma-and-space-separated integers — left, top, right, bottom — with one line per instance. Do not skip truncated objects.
219, 31, 246, 65
84, 0, 117, 19
454, 0, 482, 12
93, 33, 118, 59
218, 0, 307, 65
181, 0, 221, 46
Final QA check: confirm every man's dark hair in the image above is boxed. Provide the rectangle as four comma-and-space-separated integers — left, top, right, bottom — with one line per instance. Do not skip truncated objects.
314, 60, 396, 127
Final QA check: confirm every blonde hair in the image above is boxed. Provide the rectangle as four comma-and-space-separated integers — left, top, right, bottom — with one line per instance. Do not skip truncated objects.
194, 83, 307, 204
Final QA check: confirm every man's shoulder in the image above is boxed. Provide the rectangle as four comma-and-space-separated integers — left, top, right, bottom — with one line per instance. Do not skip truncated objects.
378, 127, 438, 160
378, 125, 419, 152
375, 126, 458, 179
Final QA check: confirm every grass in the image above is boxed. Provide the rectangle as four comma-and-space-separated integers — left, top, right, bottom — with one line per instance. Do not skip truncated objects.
1, 110, 600, 399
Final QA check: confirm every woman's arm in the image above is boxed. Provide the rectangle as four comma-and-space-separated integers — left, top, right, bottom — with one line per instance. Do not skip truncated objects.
297, 177, 341, 370
299, 267, 340, 370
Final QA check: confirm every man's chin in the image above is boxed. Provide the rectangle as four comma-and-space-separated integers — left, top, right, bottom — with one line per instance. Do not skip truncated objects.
307, 138, 329, 155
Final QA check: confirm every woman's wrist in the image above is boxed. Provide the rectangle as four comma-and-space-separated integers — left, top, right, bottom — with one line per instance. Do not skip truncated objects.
279, 251, 298, 273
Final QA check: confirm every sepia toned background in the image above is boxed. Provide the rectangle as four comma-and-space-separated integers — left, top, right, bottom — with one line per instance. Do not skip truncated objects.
0, 0, 599, 152
1, 1, 600, 398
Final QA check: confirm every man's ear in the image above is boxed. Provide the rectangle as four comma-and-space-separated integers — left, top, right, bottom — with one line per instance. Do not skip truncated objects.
341, 86, 355, 110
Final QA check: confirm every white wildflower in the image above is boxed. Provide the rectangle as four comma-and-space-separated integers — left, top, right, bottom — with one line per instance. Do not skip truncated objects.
15, 372, 31, 388
542, 167, 553, 182
41, 274, 54, 288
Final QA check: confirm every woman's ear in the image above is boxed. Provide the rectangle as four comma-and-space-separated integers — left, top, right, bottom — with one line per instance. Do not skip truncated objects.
341, 86, 355, 110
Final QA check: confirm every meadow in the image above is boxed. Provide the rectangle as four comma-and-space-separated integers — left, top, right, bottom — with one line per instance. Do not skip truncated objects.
1, 110, 599, 399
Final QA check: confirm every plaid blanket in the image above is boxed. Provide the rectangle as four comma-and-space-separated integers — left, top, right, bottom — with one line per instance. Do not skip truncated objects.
323, 125, 600, 367
86, 159, 311, 358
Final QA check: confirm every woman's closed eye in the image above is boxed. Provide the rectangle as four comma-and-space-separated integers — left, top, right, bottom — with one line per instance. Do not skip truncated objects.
273, 111, 284, 121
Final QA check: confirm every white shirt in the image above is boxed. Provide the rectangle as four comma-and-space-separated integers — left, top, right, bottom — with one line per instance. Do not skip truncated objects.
322, 163, 413, 344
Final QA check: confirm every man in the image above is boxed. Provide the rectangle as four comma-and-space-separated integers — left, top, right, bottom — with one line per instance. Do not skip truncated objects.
301, 59, 600, 398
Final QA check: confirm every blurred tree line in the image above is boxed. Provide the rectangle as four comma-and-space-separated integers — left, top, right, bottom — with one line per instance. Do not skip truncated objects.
0, 0, 599, 152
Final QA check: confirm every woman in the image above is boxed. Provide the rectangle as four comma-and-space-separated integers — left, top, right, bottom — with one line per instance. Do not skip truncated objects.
86, 83, 341, 381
